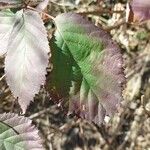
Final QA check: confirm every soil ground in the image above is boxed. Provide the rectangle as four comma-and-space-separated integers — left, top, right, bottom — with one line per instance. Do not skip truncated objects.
0, 0, 150, 150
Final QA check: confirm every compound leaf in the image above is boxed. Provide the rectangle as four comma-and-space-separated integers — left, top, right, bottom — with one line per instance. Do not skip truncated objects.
5, 10, 50, 113
50, 13, 125, 124
0, 10, 15, 56
0, 113, 43, 150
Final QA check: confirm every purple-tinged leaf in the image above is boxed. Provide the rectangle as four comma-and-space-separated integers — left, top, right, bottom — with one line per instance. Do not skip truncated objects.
49, 13, 125, 124
36, 0, 49, 10
0, 113, 43, 149
5, 10, 50, 113
126, 0, 150, 23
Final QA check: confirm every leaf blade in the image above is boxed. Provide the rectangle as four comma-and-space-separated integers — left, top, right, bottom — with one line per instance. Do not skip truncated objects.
0, 113, 43, 150
5, 10, 50, 113
126, 0, 150, 22
0, 10, 15, 56
51, 13, 125, 124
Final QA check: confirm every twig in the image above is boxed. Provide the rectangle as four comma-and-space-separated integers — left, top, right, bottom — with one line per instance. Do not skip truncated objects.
0, 74, 5, 82
105, 20, 126, 31
117, 106, 144, 150
27, 5, 55, 20
0, 3, 22, 9
29, 107, 52, 119
0, 0, 43, 9
78, 9, 124, 16
49, 0, 77, 8
141, 95, 150, 117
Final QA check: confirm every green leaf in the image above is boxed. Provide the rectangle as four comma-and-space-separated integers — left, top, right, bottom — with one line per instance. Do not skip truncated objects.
0, 113, 43, 150
49, 13, 125, 124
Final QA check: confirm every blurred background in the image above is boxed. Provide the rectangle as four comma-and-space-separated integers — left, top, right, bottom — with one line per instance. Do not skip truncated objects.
0, 0, 150, 150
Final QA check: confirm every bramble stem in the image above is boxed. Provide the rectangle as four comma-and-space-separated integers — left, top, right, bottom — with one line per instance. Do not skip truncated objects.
78, 9, 124, 15
0, 2, 55, 21
0, 3, 22, 9
27, 6, 55, 20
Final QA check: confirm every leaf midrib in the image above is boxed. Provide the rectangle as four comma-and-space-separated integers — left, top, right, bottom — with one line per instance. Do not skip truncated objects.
56, 26, 100, 103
